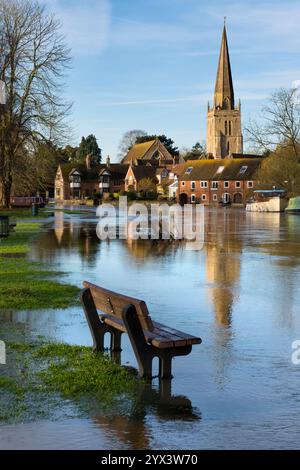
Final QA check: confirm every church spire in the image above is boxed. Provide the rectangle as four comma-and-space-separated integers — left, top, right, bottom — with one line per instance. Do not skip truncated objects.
214, 23, 234, 110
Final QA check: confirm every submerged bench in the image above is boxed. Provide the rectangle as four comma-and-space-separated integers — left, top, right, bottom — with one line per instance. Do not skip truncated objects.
81, 282, 202, 379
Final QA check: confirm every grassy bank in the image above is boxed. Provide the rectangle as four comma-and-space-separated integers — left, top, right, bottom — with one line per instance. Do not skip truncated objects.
0, 207, 54, 220
0, 222, 79, 309
0, 340, 138, 422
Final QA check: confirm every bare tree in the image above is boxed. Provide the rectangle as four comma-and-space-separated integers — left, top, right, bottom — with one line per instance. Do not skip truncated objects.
0, 0, 72, 207
118, 129, 147, 161
245, 88, 300, 157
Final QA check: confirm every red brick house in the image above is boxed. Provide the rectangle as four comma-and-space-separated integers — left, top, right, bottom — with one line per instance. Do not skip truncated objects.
178, 157, 262, 205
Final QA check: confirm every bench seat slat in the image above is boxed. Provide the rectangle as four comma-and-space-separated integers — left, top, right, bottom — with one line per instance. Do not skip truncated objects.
153, 322, 202, 345
100, 314, 200, 349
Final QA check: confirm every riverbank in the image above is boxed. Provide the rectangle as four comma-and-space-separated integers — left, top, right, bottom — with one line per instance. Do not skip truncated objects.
0, 222, 79, 309
0, 217, 139, 424
0, 338, 137, 423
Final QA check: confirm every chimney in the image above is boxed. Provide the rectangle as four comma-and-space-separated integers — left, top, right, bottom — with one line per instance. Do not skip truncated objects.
106, 155, 111, 167
86, 154, 91, 170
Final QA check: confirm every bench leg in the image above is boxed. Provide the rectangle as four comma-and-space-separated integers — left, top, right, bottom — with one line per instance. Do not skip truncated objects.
122, 304, 154, 379
159, 354, 173, 380
110, 330, 123, 352
81, 288, 106, 352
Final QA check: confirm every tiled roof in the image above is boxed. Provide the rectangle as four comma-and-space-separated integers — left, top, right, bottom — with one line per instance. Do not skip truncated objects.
131, 165, 157, 182
121, 140, 156, 164
60, 163, 105, 181
179, 158, 263, 181
60, 163, 129, 181
99, 164, 129, 178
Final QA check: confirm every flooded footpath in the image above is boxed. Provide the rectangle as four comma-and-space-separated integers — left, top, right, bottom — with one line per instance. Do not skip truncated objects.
1, 207, 300, 449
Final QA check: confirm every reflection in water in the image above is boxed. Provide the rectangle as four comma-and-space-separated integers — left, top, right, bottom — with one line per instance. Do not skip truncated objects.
3, 207, 300, 449
205, 210, 242, 328
93, 380, 200, 450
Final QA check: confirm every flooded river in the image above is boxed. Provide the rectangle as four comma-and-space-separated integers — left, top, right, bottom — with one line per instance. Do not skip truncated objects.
1, 207, 300, 449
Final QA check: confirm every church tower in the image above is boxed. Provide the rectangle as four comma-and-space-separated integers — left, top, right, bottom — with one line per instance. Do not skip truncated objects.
206, 23, 243, 158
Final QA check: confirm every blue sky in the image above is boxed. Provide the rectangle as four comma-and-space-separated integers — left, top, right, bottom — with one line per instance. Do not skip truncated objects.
44, 0, 300, 160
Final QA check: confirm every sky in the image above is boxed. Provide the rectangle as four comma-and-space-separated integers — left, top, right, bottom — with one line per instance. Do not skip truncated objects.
43, 0, 300, 160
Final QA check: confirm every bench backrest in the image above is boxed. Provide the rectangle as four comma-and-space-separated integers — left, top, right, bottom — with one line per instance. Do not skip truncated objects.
83, 281, 154, 332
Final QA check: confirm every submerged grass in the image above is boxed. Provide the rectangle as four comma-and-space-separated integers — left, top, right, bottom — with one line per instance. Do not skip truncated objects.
0, 340, 138, 423
0, 221, 79, 309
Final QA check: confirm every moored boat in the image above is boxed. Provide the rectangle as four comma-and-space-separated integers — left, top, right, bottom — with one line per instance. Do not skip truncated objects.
285, 196, 300, 214
246, 189, 288, 213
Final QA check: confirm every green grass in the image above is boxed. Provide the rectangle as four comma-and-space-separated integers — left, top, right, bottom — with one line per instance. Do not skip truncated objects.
0, 222, 42, 254
0, 341, 138, 422
0, 207, 54, 220
0, 221, 80, 309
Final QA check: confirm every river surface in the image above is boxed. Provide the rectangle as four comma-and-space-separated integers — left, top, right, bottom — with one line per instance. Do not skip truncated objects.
1, 207, 300, 449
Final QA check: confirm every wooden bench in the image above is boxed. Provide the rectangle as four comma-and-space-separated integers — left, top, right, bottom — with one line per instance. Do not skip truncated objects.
81, 282, 202, 379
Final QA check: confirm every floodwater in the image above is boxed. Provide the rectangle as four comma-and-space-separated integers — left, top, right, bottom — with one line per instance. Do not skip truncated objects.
1, 207, 300, 450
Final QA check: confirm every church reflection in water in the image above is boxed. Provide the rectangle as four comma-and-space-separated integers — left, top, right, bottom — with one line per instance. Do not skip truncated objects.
205, 210, 242, 328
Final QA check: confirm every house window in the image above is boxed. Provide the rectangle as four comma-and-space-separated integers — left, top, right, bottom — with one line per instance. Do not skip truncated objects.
191, 181, 196, 190
200, 181, 208, 188
185, 167, 193, 175
238, 166, 248, 176
235, 181, 241, 188
181, 181, 185, 186
216, 166, 225, 174
211, 181, 218, 189
99, 175, 109, 184
224, 181, 229, 188
247, 181, 253, 188
201, 194, 206, 201
213, 194, 218, 201
191, 194, 196, 203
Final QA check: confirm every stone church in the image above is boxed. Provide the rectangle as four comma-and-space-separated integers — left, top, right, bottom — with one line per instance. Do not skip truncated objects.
206, 24, 243, 158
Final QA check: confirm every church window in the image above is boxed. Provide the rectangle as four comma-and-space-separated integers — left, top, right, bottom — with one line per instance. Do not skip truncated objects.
225, 121, 228, 135
229, 121, 232, 135
227, 142, 230, 154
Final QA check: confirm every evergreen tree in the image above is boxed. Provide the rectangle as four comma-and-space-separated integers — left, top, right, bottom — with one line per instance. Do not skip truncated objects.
76, 135, 102, 165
